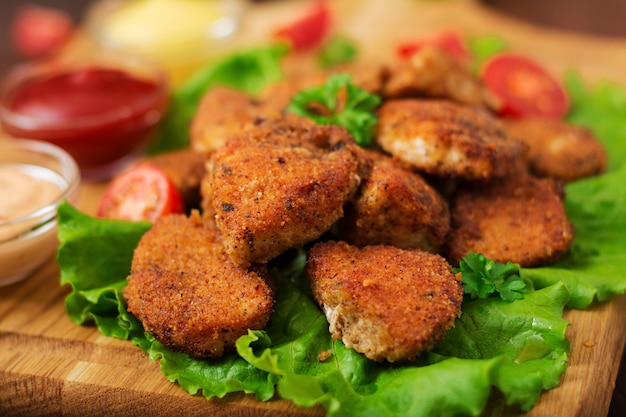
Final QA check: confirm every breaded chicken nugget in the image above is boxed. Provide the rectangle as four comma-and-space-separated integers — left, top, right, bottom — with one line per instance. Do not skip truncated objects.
383, 45, 500, 111
376, 99, 527, 180
445, 175, 575, 267
149, 148, 207, 210
502, 117, 607, 182
203, 117, 363, 267
190, 86, 283, 155
307, 241, 463, 362
339, 149, 450, 252
124, 212, 275, 359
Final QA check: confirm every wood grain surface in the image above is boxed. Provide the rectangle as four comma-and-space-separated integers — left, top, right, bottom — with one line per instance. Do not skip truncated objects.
1, 1, 625, 416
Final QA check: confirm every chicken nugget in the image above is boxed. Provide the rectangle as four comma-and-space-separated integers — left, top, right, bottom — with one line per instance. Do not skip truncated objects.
339, 149, 450, 252
190, 87, 283, 154
307, 241, 463, 362
445, 175, 575, 267
124, 212, 275, 359
203, 117, 364, 267
376, 99, 527, 180
383, 45, 500, 111
502, 117, 607, 182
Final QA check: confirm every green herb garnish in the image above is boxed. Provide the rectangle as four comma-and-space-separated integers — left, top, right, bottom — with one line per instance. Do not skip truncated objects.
454, 252, 528, 301
287, 73, 381, 147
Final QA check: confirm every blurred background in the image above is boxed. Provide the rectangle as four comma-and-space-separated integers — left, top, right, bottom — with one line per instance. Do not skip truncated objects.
483, 0, 626, 38
2, 0, 626, 76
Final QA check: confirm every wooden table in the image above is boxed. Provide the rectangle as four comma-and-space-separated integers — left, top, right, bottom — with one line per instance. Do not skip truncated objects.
1, 1, 625, 416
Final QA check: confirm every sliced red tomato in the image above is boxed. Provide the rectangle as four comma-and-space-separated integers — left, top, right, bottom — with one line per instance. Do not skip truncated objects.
397, 30, 471, 63
274, 1, 331, 52
481, 53, 569, 119
10, 4, 74, 58
97, 163, 185, 222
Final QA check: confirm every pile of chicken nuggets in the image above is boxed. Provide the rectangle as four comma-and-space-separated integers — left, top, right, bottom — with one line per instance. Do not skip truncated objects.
124, 46, 607, 362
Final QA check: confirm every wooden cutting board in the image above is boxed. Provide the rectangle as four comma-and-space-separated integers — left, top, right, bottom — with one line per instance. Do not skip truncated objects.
2, 1, 625, 416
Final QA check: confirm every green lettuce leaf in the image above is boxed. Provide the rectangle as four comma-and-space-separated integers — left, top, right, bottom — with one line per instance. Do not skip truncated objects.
436, 283, 570, 410
57, 203, 151, 338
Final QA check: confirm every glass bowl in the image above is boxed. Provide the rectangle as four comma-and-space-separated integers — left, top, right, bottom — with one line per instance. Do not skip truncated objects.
0, 138, 80, 286
0, 51, 168, 181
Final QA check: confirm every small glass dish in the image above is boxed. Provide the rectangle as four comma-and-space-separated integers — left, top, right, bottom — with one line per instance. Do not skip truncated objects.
0, 50, 168, 181
0, 138, 80, 286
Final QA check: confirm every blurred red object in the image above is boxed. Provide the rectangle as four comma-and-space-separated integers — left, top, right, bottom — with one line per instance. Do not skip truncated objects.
274, 1, 331, 52
10, 4, 75, 58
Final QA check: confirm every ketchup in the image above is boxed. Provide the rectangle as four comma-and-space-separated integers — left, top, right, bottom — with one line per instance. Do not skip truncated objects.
1, 64, 167, 180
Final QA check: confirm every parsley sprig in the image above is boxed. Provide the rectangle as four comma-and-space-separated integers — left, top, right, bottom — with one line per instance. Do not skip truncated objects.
287, 73, 381, 147
454, 253, 529, 302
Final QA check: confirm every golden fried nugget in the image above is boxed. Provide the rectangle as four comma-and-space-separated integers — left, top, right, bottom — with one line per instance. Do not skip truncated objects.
190, 87, 283, 154
307, 241, 463, 362
203, 117, 364, 267
502, 117, 607, 182
149, 148, 207, 210
445, 175, 575, 267
383, 45, 500, 111
376, 99, 527, 180
125, 212, 275, 359
339, 149, 450, 252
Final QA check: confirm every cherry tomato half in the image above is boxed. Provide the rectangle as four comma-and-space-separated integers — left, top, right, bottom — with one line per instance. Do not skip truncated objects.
397, 30, 471, 64
97, 163, 185, 222
481, 53, 569, 119
274, 1, 331, 52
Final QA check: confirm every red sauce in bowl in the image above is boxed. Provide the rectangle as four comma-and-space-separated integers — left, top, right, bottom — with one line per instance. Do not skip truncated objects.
0, 55, 168, 180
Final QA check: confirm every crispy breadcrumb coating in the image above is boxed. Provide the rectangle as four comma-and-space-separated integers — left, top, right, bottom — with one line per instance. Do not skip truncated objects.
124, 212, 275, 359
203, 117, 364, 267
339, 149, 450, 252
445, 175, 575, 267
502, 117, 607, 182
307, 241, 463, 362
376, 99, 527, 180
